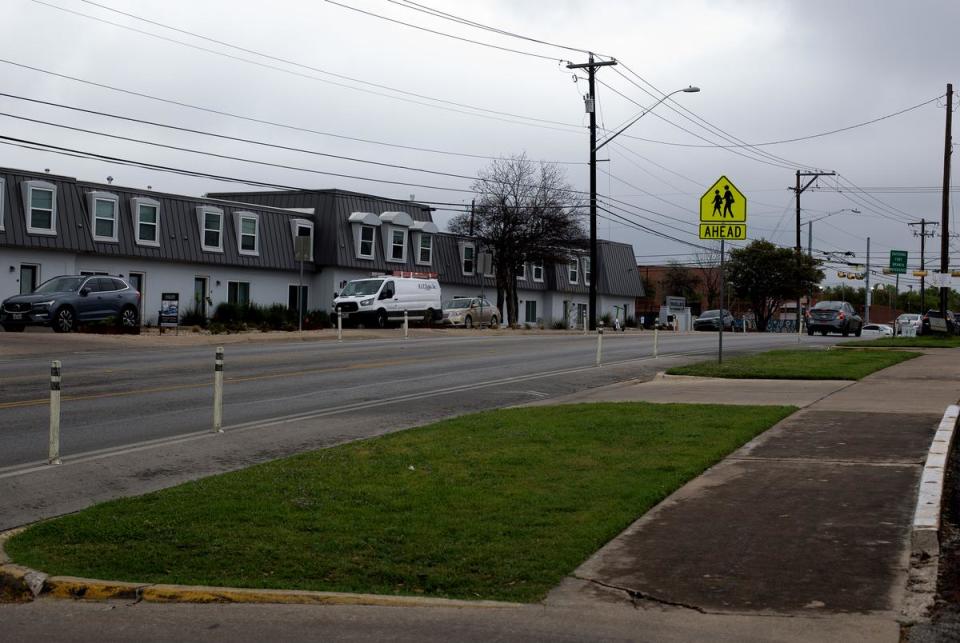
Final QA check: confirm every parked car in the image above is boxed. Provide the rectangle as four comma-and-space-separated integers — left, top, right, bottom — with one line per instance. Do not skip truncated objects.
806, 300, 863, 337
1, 275, 140, 333
919, 309, 959, 336
860, 323, 894, 338
333, 276, 442, 328
442, 297, 500, 328
693, 309, 734, 331
894, 313, 921, 336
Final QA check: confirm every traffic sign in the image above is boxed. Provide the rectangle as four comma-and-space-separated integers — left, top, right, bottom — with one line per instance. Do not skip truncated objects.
889, 250, 908, 274
699, 223, 746, 240
700, 176, 746, 223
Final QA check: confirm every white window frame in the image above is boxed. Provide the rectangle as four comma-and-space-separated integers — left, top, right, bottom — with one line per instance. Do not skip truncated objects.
0, 177, 5, 231
290, 218, 314, 262
480, 251, 495, 278
235, 211, 260, 257
461, 242, 476, 276
568, 260, 579, 285
417, 233, 433, 265
532, 261, 544, 283
515, 262, 526, 281
358, 225, 375, 259
387, 226, 408, 263
197, 206, 224, 253
87, 191, 119, 243
22, 180, 57, 236
583, 257, 591, 286
131, 197, 161, 247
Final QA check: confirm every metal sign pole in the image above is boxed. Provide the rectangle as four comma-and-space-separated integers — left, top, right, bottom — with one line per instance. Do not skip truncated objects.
719, 239, 724, 364
298, 258, 304, 334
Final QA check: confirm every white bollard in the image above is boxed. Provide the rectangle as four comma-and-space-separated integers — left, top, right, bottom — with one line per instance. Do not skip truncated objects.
48, 360, 62, 465
337, 309, 343, 342
654, 326, 659, 358
582, 311, 587, 335
596, 326, 604, 367
404, 310, 409, 339
213, 346, 224, 433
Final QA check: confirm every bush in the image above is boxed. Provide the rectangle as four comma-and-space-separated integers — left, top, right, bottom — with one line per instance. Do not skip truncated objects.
599, 312, 613, 327
302, 309, 331, 330
181, 306, 207, 327
625, 316, 637, 328
551, 320, 567, 330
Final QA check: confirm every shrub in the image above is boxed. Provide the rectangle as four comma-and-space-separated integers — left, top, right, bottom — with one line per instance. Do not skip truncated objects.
551, 320, 567, 330
599, 312, 613, 327
625, 316, 637, 328
181, 306, 207, 327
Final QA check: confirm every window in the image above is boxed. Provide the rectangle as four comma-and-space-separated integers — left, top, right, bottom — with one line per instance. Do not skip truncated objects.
515, 262, 526, 280
390, 228, 407, 262
132, 197, 160, 247
197, 206, 224, 252
23, 180, 57, 235
288, 284, 308, 313
89, 192, 119, 242
418, 234, 432, 264
359, 225, 375, 258
0, 178, 5, 231
568, 260, 579, 284
228, 281, 250, 306
583, 257, 591, 285
525, 300, 537, 323
532, 261, 544, 282
235, 212, 259, 256
291, 219, 314, 262
461, 243, 475, 275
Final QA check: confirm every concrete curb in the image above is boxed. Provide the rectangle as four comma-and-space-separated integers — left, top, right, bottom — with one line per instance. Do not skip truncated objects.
0, 530, 517, 609
911, 404, 959, 556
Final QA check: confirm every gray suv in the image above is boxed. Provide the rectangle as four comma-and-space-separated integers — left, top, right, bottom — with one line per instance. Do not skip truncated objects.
1, 275, 140, 333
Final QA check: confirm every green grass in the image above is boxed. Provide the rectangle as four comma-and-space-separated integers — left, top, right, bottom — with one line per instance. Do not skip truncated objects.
6, 403, 794, 603
665, 348, 919, 380
841, 335, 960, 348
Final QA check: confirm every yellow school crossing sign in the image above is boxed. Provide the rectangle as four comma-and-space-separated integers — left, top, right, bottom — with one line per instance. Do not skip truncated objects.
699, 176, 747, 240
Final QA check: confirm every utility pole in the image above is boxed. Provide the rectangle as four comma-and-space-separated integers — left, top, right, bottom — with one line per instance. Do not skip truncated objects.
567, 53, 617, 331
940, 83, 953, 315
792, 170, 836, 336
865, 237, 871, 324
908, 219, 938, 313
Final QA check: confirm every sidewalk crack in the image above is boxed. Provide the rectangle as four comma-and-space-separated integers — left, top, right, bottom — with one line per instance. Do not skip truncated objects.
572, 575, 706, 613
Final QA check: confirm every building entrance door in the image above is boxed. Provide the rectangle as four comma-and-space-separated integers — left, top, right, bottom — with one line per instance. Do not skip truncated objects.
19, 264, 38, 294
194, 277, 209, 318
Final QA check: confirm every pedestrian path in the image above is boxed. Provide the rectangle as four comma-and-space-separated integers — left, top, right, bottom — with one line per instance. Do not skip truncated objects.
546, 351, 960, 620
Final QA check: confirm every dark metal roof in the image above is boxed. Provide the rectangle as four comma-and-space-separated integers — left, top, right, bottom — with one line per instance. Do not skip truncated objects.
0, 167, 313, 272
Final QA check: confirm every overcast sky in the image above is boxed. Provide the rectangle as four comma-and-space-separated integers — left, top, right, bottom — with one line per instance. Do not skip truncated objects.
2, 0, 957, 289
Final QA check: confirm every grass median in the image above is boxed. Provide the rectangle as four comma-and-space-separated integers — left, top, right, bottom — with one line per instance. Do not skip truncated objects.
6, 402, 794, 603
666, 348, 918, 380
841, 335, 960, 348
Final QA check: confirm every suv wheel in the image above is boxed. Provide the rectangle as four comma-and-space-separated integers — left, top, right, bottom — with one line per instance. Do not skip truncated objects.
52, 307, 76, 333
119, 305, 139, 329
464, 315, 473, 329
489, 315, 498, 328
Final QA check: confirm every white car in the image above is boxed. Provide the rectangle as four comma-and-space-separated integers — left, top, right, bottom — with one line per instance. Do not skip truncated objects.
860, 323, 894, 338
894, 313, 920, 336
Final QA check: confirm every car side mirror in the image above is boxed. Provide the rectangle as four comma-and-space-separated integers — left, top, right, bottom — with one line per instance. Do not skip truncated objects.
80, 288, 90, 297
333, 291, 339, 298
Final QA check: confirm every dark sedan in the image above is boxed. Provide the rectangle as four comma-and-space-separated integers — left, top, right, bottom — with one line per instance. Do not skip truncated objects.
919, 309, 959, 335
693, 309, 734, 331
806, 300, 862, 337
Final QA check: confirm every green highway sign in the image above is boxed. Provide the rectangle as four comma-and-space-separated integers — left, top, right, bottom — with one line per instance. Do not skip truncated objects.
889, 250, 908, 274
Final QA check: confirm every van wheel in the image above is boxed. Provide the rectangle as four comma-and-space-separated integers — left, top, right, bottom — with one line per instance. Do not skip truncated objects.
464, 315, 473, 329
52, 307, 76, 333
376, 310, 388, 329
424, 309, 435, 326
489, 315, 498, 328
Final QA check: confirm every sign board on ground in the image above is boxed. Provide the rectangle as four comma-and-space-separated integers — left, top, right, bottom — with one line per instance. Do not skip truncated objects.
889, 250, 908, 274
700, 176, 747, 241
159, 292, 179, 328
929, 272, 953, 288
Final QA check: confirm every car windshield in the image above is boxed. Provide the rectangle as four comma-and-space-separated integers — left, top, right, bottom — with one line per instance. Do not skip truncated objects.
444, 299, 472, 309
700, 310, 719, 318
339, 279, 383, 297
33, 276, 85, 294
813, 301, 843, 310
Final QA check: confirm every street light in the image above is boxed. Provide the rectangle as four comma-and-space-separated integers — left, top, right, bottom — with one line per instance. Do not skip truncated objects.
805, 209, 860, 257
586, 85, 699, 329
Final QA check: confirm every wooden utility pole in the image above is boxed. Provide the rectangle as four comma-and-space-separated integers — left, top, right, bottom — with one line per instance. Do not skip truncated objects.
940, 83, 953, 314
792, 170, 835, 336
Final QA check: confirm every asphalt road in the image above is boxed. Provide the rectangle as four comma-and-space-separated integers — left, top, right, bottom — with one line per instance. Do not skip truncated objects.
0, 330, 836, 470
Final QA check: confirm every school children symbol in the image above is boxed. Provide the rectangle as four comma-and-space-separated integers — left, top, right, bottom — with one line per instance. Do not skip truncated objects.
699, 175, 747, 239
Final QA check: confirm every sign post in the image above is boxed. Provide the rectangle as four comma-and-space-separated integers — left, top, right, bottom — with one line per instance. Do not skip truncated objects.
700, 176, 747, 363
159, 292, 180, 335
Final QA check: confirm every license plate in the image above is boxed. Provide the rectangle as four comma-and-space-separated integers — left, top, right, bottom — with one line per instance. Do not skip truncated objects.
11, 313, 22, 320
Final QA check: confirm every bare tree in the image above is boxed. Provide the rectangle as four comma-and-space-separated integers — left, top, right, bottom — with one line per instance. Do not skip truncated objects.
693, 244, 722, 309
449, 154, 585, 327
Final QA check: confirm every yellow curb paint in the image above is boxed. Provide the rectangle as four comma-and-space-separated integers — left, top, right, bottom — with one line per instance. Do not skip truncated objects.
45, 576, 146, 601
0, 564, 40, 602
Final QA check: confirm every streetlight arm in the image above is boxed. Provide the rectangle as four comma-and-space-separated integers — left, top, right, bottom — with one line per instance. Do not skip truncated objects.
595, 86, 699, 152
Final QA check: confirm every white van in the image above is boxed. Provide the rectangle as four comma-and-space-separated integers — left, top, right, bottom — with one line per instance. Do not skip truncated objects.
333, 276, 442, 328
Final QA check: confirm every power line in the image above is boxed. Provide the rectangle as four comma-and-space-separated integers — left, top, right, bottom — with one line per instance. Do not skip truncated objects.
0, 59, 585, 165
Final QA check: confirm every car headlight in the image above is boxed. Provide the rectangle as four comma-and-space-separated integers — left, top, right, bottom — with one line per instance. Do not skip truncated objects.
360, 298, 374, 306
33, 300, 55, 308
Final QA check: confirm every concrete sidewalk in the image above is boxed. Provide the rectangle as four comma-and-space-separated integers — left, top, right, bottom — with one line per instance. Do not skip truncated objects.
546, 350, 960, 633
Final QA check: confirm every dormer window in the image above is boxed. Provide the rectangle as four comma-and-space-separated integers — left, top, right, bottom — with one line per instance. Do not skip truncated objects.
515, 262, 526, 280
568, 260, 579, 284
290, 218, 314, 261
349, 212, 381, 260
532, 261, 544, 282
197, 206, 224, 252
87, 191, 119, 243
235, 211, 259, 256
380, 211, 413, 264
22, 180, 57, 236
461, 242, 475, 276
583, 257, 591, 286
410, 220, 438, 266
131, 197, 160, 247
